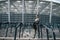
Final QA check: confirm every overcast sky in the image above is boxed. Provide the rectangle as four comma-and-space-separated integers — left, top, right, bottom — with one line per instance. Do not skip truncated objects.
46, 0, 60, 3
53, 0, 60, 3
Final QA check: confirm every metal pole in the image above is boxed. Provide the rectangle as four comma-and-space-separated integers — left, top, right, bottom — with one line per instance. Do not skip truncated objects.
36, 0, 40, 38
49, 1, 53, 24
19, 26, 21, 38
14, 27, 17, 40
8, 0, 10, 34
53, 32, 56, 40
8, 0, 10, 23
14, 23, 21, 40
49, 1, 54, 39
46, 29, 49, 40
19, 23, 23, 38
41, 26, 42, 38
21, 0, 25, 37
5, 24, 9, 37
22, 0, 25, 24
5, 0, 10, 37
36, 0, 39, 15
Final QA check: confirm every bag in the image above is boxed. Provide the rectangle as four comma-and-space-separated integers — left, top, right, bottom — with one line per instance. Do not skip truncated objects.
33, 22, 37, 30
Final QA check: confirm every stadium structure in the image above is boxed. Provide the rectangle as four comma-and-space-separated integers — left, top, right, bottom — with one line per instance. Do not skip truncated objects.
0, 0, 60, 40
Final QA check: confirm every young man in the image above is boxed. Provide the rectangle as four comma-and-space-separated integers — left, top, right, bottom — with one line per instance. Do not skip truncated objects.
33, 14, 40, 38
35, 14, 39, 24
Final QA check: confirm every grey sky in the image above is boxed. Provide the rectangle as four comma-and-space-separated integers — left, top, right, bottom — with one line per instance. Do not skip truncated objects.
46, 0, 60, 3
53, 0, 60, 3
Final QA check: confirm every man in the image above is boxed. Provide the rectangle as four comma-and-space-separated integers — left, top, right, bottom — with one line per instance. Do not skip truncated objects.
35, 14, 39, 24
33, 14, 40, 38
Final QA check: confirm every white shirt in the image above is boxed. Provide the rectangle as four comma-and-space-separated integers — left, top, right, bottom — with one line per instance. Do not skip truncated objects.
35, 18, 39, 22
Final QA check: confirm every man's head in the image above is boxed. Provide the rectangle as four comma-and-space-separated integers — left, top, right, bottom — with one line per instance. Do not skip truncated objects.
36, 14, 39, 18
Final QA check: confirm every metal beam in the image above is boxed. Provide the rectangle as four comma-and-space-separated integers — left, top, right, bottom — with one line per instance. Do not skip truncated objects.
34, 1, 49, 15
8, 0, 10, 22
11, 2, 20, 12
22, 0, 25, 24
40, 4, 49, 14
0, 0, 6, 1
36, 0, 39, 15
33, 1, 37, 13
49, 1, 53, 24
